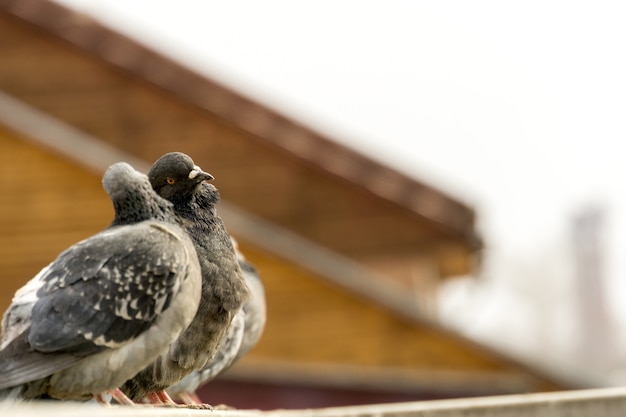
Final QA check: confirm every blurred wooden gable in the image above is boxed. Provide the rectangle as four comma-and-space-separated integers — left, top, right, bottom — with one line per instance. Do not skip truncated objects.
0, 0, 582, 409
0, 122, 574, 409
0, 0, 480, 293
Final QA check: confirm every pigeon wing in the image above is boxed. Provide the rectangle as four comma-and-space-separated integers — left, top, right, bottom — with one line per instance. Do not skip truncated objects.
30, 222, 188, 353
0, 222, 190, 389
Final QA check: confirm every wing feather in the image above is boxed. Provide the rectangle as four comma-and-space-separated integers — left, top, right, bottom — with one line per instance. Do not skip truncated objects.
0, 221, 191, 390
29, 222, 187, 353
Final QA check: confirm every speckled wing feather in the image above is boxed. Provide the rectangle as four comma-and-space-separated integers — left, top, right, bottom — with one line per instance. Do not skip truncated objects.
0, 221, 189, 391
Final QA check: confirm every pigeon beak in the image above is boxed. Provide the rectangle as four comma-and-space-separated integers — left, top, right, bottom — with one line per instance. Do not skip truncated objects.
189, 165, 214, 182
198, 171, 214, 182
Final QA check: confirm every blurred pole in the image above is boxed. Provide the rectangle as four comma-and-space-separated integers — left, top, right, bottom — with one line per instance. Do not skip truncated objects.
571, 206, 616, 370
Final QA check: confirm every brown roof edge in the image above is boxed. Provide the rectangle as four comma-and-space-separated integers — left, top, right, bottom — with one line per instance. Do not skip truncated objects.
0, 0, 481, 248
221, 359, 549, 396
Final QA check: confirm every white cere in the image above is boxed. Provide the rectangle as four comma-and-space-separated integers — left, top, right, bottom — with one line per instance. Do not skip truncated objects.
188, 165, 202, 179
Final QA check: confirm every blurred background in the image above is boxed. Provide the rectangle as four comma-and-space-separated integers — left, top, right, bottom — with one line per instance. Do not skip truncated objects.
1, 0, 626, 410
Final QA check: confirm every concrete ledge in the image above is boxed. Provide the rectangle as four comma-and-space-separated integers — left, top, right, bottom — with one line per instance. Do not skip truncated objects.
3, 387, 626, 417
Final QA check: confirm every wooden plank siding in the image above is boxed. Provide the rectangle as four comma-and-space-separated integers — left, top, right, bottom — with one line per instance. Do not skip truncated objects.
0, 126, 112, 311
239, 243, 467, 368
232, 242, 562, 393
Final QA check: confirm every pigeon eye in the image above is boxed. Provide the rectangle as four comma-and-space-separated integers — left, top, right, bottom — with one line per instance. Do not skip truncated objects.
166, 178, 176, 185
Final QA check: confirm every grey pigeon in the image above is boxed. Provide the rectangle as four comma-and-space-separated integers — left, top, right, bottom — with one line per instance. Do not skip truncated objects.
0, 162, 202, 403
167, 239, 266, 404
120, 152, 250, 404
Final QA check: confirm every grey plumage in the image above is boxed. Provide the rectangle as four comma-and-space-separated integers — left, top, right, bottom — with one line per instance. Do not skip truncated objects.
0, 162, 202, 401
121, 152, 250, 402
231, 253, 266, 366
170, 308, 246, 401
167, 243, 266, 403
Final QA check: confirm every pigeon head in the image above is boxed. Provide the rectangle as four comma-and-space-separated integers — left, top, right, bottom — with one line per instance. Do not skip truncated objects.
103, 162, 144, 196
148, 152, 214, 206
103, 162, 175, 225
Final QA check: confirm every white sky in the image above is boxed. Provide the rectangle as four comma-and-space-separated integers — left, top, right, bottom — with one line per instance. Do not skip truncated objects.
53, 0, 626, 371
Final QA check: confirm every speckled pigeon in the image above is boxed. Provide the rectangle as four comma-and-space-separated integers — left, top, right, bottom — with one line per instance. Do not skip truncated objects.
167, 239, 266, 405
0, 162, 202, 403
120, 152, 250, 405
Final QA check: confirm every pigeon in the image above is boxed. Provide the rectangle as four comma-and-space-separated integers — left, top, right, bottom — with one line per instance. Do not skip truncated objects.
0, 162, 202, 403
167, 240, 266, 405
120, 152, 250, 404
